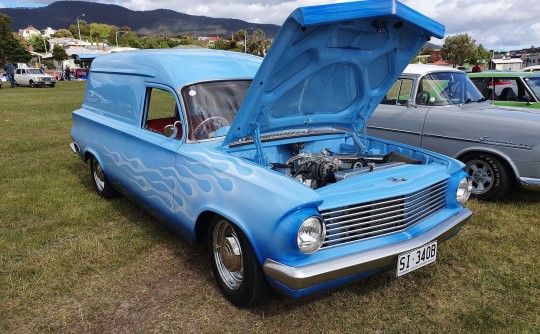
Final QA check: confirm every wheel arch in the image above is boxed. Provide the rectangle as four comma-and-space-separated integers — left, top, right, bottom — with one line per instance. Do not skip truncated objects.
454, 148, 518, 183
194, 210, 262, 261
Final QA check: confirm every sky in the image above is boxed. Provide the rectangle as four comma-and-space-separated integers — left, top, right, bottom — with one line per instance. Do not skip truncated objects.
1, 0, 539, 51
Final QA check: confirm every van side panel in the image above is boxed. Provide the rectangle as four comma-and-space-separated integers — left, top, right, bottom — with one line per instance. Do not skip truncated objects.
83, 72, 145, 126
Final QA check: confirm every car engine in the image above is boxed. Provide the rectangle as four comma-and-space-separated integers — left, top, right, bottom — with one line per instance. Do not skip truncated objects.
275, 147, 420, 190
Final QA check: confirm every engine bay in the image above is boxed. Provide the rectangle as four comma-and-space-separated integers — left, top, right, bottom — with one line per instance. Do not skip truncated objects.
271, 142, 421, 190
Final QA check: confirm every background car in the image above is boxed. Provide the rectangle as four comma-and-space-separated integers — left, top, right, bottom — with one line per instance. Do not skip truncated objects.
70, 1, 472, 307
369, 64, 540, 200
468, 71, 540, 109
521, 65, 540, 72
14, 67, 56, 87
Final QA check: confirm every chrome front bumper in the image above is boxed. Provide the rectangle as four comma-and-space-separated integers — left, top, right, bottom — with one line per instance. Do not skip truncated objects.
263, 208, 472, 291
519, 177, 540, 191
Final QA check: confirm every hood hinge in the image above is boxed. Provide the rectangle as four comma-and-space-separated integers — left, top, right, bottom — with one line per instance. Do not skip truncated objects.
249, 122, 269, 167
352, 116, 369, 154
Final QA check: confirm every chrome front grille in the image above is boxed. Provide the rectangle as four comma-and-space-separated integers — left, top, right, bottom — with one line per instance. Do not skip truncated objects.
320, 179, 448, 249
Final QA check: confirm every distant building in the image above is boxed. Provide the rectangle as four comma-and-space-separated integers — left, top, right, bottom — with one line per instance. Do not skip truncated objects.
197, 36, 220, 44
48, 37, 92, 50
41, 27, 56, 37
522, 53, 540, 68
490, 57, 523, 71
19, 26, 41, 39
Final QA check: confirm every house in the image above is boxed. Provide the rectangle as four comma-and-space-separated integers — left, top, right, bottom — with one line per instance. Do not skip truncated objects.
19, 26, 41, 39
522, 53, 540, 68
41, 27, 56, 37
48, 38, 91, 51
490, 57, 523, 71
197, 36, 220, 44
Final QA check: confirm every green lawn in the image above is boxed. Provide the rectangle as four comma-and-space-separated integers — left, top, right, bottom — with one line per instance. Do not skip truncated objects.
1, 82, 539, 333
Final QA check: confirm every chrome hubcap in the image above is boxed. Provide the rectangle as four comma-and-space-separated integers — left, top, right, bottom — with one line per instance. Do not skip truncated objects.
466, 159, 493, 194
92, 159, 105, 191
213, 220, 243, 290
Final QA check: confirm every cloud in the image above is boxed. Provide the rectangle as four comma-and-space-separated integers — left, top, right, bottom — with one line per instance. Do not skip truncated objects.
401, 0, 540, 49
10, 0, 540, 50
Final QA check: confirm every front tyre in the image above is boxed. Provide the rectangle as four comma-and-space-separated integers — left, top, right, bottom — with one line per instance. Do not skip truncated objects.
461, 153, 512, 200
89, 155, 119, 199
29, 80, 36, 88
209, 217, 271, 307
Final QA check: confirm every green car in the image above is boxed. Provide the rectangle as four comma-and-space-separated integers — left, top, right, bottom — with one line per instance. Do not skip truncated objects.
468, 71, 540, 108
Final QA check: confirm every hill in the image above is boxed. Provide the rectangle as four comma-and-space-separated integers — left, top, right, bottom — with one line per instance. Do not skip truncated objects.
0, 1, 281, 38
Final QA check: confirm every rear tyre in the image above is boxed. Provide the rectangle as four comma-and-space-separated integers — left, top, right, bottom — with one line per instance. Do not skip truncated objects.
89, 155, 119, 199
461, 153, 512, 200
209, 217, 271, 307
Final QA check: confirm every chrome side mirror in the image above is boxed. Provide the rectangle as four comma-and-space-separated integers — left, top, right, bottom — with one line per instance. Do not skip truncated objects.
164, 120, 183, 138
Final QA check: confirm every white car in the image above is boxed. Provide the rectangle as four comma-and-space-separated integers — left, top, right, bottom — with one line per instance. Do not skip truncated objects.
521, 65, 540, 72
14, 68, 56, 87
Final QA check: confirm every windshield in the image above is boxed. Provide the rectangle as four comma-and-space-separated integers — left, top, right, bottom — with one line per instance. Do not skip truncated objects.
417, 72, 484, 106
181, 80, 251, 140
26, 69, 45, 74
523, 77, 540, 100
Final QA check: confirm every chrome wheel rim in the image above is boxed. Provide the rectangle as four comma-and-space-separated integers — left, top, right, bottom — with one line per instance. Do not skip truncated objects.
466, 159, 494, 194
92, 159, 106, 192
213, 220, 243, 290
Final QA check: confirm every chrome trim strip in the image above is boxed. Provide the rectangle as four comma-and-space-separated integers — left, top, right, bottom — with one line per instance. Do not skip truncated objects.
366, 126, 420, 135
263, 208, 472, 291
518, 177, 540, 191
422, 133, 481, 143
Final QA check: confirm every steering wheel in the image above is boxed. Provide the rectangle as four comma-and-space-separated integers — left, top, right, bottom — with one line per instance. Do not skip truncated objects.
193, 116, 230, 140
416, 91, 431, 105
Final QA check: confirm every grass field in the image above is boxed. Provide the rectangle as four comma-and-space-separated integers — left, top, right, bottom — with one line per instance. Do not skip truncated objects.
1, 81, 539, 333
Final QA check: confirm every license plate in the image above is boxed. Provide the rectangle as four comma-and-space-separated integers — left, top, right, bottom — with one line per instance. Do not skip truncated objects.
397, 240, 437, 277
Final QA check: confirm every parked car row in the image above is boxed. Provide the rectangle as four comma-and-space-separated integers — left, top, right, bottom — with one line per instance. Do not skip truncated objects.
368, 64, 540, 200
70, 0, 474, 307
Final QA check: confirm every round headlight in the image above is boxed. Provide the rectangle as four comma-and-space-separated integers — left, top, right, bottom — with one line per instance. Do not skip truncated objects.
456, 177, 472, 204
297, 216, 326, 254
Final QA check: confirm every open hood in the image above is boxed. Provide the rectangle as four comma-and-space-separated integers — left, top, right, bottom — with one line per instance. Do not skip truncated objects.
224, 0, 444, 145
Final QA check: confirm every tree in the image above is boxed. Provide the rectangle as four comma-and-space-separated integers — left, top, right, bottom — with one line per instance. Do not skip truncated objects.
442, 33, 477, 68
246, 29, 271, 56
52, 29, 73, 38
88, 23, 112, 45
212, 39, 235, 51
69, 20, 89, 40
28, 34, 49, 53
474, 43, 491, 63
52, 44, 68, 62
0, 13, 31, 63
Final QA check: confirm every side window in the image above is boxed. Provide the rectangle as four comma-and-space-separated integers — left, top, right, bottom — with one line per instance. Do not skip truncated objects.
381, 79, 413, 105
489, 78, 527, 102
144, 88, 182, 139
